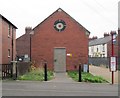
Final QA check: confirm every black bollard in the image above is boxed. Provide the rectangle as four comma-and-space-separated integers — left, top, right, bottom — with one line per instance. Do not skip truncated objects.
44, 62, 47, 81
78, 64, 82, 82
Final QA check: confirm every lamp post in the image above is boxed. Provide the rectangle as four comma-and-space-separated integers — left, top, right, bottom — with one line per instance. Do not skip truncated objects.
29, 31, 34, 61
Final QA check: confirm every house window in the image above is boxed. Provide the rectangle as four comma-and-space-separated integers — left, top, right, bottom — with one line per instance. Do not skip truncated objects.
100, 54, 102, 57
91, 47, 94, 53
97, 47, 98, 52
8, 25, 11, 37
8, 49, 10, 57
102, 44, 105, 52
12, 27, 14, 39
103, 54, 105, 57
12, 27, 14, 34
54, 20, 66, 32
89, 55, 91, 57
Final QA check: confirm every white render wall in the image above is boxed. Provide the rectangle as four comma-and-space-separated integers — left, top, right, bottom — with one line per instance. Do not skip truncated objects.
89, 44, 107, 57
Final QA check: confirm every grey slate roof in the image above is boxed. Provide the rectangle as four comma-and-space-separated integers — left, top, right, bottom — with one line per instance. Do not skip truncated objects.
89, 36, 111, 46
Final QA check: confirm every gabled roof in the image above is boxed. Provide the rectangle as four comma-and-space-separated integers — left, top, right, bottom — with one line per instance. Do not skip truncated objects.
0, 14, 18, 29
89, 36, 111, 46
33, 8, 90, 34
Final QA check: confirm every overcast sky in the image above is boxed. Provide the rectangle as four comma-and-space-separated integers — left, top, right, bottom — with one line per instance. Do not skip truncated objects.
0, 0, 119, 38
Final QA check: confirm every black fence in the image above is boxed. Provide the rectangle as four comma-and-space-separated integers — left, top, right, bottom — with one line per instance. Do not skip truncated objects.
89, 57, 109, 68
89, 57, 120, 70
1, 64, 13, 79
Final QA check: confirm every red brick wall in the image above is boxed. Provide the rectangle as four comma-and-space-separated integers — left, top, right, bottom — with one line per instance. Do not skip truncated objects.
118, 30, 120, 67
118, 30, 120, 57
1, 18, 16, 64
16, 33, 30, 57
31, 10, 89, 70
0, 16, 2, 64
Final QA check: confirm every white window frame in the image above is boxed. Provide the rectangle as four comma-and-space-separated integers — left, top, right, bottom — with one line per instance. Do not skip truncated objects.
8, 25, 11, 37
8, 49, 10, 58
102, 44, 105, 52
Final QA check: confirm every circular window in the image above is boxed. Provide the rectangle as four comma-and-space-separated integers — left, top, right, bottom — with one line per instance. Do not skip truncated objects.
54, 20, 66, 32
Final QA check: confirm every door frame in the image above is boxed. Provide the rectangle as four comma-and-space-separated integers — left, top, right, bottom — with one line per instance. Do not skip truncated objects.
54, 47, 66, 72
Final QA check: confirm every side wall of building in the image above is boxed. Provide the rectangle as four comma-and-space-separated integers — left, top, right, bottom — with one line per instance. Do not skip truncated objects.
0, 16, 2, 64
16, 33, 30, 58
2, 19, 16, 64
31, 11, 89, 70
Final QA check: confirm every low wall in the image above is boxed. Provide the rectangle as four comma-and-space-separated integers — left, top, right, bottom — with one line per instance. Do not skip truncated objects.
17, 62, 31, 76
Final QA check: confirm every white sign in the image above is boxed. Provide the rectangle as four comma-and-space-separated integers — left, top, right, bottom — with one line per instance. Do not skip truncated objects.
83, 64, 88, 72
110, 57, 116, 71
67, 53, 72, 57
113, 34, 117, 44
24, 54, 28, 58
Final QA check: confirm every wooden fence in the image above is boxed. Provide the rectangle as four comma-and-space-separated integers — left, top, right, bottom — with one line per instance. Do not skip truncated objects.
1, 64, 13, 79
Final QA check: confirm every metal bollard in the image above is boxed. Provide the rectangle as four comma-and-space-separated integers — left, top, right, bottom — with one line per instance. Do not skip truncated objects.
44, 62, 47, 81
78, 64, 82, 82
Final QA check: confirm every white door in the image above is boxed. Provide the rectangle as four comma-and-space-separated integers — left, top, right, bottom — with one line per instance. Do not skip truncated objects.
54, 48, 66, 72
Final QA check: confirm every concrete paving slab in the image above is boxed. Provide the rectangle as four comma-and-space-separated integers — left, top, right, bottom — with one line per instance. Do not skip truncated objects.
89, 65, 119, 84
49, 72, 75, 83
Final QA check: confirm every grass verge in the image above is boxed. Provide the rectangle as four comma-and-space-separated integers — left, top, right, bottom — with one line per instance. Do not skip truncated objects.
18, 68, 54, 81
67, 71, 108, 83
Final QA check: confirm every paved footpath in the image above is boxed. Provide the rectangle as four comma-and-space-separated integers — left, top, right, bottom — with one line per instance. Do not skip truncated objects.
49, 72, 75, 83
89, 65, 119, 84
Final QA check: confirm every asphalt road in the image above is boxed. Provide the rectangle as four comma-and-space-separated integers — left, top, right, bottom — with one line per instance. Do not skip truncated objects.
2, 80, 118, 96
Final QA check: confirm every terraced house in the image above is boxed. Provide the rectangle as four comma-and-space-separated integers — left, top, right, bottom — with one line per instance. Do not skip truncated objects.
89, 32, 118, 58
0, 14, 17, 64
89, 31, 119, 69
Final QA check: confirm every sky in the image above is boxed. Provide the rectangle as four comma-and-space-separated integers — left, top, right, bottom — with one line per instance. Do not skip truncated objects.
0, 0, 119, 38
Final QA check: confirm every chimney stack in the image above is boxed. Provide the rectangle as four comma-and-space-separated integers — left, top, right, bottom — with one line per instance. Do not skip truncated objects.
25, 27, 32, 34
89, 36, 98, 41
104, 33, 110, 37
